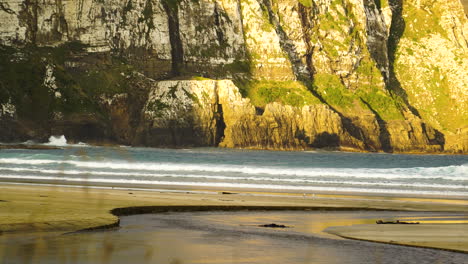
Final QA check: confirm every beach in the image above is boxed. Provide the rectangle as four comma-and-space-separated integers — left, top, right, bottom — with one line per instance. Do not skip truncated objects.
0, 0, 467, 261
1, 183, 467, 254
0, 146, 467, 262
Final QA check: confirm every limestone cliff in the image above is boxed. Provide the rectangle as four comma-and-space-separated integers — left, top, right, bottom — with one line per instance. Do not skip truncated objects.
0, 0, 466, 153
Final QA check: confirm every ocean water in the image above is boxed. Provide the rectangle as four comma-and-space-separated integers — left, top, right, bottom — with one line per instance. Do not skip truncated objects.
0, 139, 467, 196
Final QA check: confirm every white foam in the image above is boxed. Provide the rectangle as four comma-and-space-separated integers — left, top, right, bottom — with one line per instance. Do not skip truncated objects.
0, 174, 466, 196
41, 135, 89, 147
1, 167, 467, 190
22, 140, 37, 145
0, 158, 58, 165
45, 135, 67, 146
0, 158, 466, 181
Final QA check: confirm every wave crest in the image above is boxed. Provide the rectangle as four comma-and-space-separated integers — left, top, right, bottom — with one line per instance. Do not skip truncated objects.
0, 158, 466, 180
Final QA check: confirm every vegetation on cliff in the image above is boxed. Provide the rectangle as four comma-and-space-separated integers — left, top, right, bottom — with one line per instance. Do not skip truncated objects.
0, 0, 466, 153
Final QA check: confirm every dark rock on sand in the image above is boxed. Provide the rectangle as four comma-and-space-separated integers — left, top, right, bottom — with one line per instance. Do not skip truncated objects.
376, 220, 420, 224
259, 223, 289, 228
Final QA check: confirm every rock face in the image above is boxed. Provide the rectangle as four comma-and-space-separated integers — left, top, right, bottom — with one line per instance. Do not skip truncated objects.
136, 79, 442, 152
0, 0, 466, 153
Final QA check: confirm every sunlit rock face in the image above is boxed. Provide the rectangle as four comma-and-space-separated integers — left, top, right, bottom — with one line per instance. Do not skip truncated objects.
138, 79, 442, 153
462, 0, 468, 14
0, 0, 466, 153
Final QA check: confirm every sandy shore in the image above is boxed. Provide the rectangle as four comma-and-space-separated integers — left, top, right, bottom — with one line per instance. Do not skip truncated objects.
1, 183, 467, 253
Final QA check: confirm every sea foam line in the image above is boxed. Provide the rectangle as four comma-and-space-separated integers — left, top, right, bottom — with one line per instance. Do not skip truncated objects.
0, 174, 466, 196
0, 158, 466, 180
0, 167, 467, 190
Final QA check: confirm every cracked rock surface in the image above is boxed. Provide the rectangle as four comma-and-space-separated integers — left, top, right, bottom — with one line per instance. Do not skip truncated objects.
0, 0, 466, 153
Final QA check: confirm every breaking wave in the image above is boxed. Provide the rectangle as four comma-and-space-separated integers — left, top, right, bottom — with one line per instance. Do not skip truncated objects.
0, 158, 466, 181
0, 147, 466, 196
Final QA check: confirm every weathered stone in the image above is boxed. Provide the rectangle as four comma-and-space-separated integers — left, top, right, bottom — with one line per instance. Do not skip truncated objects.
0, 0, 466, 153
136, 79, 443, 152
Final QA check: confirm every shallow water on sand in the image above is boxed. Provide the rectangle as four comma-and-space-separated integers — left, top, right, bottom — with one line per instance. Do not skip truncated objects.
1, 211, 467, 264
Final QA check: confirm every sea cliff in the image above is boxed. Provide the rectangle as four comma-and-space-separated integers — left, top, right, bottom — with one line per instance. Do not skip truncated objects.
0, 0, 467, 153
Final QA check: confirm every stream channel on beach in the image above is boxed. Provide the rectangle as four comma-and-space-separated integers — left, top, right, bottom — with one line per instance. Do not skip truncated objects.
1, 211, 468, 264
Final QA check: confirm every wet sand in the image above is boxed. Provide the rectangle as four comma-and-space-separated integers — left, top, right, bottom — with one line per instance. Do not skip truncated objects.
326, 223, 468, 253
3, 211, 468, 264
0, 183, 467, 254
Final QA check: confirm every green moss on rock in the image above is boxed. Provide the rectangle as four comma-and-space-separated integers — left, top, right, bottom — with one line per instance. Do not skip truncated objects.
313, 73, 354, 110
239, 80, 321, 108
0, 42, 139, 124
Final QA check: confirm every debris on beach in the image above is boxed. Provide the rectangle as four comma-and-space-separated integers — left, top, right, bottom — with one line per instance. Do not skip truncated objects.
220, 192, 237, 195
259, 223, 289, 228
376, 220, 420, 224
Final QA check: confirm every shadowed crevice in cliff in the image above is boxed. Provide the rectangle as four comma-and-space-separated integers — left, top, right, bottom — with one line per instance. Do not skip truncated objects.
421, 123, 445, 149
19, 0, 38, 45
311, 132, 340, 149
213, 2, 226, 48
261, 0, 311, 82
387, 1, 404, 62
386, 0, 420, 117
18, 0, 70, 44
213, 82, 226, 146
364, 0, 390, 81
298, 3, 316, 79
162, 0, 184, 76
339, 116, 371, 150
40, 0, 69, 44
0, 2, 15, 14
360, 99, 393, 152
214, 102, 226, 146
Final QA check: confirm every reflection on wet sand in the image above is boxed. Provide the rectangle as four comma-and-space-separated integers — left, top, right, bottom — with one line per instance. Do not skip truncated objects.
1, 211, 468, 264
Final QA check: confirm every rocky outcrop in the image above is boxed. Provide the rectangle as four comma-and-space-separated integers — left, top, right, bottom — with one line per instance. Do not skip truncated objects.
136, 79, 443, 152
0, 0, 466, 153
140, 79, 352, 149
